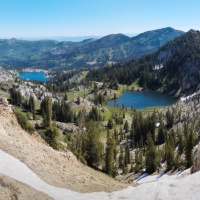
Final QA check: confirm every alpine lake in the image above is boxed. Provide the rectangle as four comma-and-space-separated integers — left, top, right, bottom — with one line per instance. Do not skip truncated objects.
107, 90, 177, 110
19, 72, 50, 82
19, 72, 177, 110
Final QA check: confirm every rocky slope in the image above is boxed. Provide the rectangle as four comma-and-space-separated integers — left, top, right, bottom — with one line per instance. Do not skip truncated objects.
1, 101, 200, 199
0, 103, 128, 195
191, 143, 200, 174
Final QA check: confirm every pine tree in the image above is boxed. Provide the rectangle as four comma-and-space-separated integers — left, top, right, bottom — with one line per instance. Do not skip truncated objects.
124, 142, 130, 165
107, 119, 113, 129
124, 120, 129, 133
77, 96, 80, 105
45, 122, 59, 150
41, 96, 52, 128
145, 132, 156, 174
64, 93, 68, 101
184, 126, 194, 168
119, 126, 123, 141
29, 95, 35, 119
134, 150, 140, 173
114, 128, 119, 145
10, 89, 22, 107
165, 134, 175, 169
166, 108, 174, 128
82, 120, 102, 166
118, 145, 123, 169
178, 135, 184, 155
46, 96, 52, 128
157, 122, 166, 144
105, 130, 115, 176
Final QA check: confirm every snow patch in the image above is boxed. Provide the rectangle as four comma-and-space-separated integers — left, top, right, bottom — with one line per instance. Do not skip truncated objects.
0, 149, 200, 200
153, 64, 163, 70
181, 91, 200, 101
156, 122, 160, 127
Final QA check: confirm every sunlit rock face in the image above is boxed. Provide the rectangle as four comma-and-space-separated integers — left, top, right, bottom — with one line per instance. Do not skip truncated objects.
191, 143, 200, 174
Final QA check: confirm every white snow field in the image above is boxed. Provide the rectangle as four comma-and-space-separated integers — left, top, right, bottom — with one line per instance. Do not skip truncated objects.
180, 91, 200, 101
0, 148, 200, 200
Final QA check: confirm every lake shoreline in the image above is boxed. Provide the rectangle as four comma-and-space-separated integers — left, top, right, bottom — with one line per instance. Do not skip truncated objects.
107, 90, 177, 110
19, 71, 50, 82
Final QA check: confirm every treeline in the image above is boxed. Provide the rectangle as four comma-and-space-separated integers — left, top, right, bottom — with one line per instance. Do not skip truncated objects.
46, 70, 91, 93
48, 100, 77, 123
10, 88, 36, 119
110, 109, 197, 175
65, 103, 197, 176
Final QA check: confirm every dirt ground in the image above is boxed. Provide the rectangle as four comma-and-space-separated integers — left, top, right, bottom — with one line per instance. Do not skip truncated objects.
0, 104, 128, 194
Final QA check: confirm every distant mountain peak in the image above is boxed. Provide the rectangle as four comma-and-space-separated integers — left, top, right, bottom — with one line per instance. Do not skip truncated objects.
0, 27, 184, 70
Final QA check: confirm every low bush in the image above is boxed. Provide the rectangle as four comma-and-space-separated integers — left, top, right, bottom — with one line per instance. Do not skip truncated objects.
14, 110, 35, 134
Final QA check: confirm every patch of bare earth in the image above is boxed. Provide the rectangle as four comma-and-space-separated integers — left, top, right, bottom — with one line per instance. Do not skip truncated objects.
0, 104, 128, 193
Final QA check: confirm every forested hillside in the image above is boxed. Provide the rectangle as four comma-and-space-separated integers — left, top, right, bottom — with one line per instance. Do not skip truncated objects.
0, 27, 183, 70
87, 29, 200, 96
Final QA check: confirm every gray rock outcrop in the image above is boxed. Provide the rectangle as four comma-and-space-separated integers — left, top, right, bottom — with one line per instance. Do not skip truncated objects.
191, 143, 200, 174
0, 97, 13, 112
0, 97, 8, 105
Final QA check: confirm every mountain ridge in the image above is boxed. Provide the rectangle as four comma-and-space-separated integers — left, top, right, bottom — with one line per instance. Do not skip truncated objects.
0, 27, 184, 70
86, 29, 200, 96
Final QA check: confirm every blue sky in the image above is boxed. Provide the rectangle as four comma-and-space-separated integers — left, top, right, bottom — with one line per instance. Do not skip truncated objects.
0, 0, 200, 38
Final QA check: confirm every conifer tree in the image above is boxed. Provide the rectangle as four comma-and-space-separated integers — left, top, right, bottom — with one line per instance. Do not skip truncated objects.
184, 126, 194, 168
114, 128, 119, 145
45, 122, 59, 150
120, 126, 123, 141
134, 150, 140, 173
124, 142, 130, 165
118, 145, 123, 169
64, 93, 68, 101
157, 121, 166, 144
107, 119, 114, 129
165, 134, 175, 169
124, 120, 129, 133
29, 95, 35, 119
46, 96, 52, 128
166, 108, 174, 128
145, 132, 156, 173
82, 120, 102, 166
10, 88, 22, 107
77, 96, 80, 105
41, 96, 52, 128
105, 131, 115, 176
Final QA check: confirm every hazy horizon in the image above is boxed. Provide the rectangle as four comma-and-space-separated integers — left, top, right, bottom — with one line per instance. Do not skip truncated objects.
0, 0, 199, 38
0, 33, 139, 42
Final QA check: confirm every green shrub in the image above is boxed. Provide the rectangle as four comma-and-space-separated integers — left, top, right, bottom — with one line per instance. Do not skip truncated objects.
74, 150, 87, 165
44, 125, 59, 150
79, 154, 87, 165
14, 110, 35, 133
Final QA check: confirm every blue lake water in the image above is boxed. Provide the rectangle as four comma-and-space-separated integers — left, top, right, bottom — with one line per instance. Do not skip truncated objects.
107, 90, 177, 110
19, 72, 50, 82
